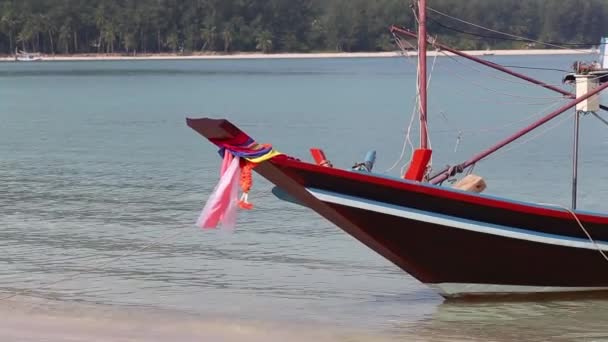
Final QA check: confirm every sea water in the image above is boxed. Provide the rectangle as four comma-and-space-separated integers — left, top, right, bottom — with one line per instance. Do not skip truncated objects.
2, 55, 608, 341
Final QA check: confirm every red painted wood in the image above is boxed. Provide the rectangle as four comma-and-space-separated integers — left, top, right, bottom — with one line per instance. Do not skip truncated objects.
404, 148, 432, 181
309, 148, 331, 167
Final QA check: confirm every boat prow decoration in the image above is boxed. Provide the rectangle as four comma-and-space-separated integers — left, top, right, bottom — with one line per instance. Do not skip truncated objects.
188, 118, 284, 227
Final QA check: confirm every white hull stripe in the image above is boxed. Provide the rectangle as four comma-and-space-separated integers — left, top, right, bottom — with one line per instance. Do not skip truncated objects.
427, 283, 608, 296
307, 188, 608, 252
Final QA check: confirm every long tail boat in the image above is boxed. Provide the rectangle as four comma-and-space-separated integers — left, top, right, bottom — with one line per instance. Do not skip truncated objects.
187, 1, 608, 298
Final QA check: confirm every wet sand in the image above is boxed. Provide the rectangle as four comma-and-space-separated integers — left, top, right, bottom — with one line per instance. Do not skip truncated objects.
0, 297, 395, 342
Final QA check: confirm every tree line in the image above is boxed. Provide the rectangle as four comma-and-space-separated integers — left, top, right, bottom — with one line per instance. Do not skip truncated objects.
1, 0, 607, 55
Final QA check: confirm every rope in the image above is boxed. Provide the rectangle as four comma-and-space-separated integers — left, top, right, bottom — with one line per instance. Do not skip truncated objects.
0, 228, 189, 302
427, 15, 605, 48
386, 45, 440, 175
538, 203, 608, 263
434, 101, 565, 136
591, 112, 608, 128
425, 47, 440, 169
484, 105, 574, 161
385, 99, 418, 173
434, 56, 569, 100
392, 33, 418, 67
427, 6, 593, 53
430, 77, 569, 106
386, 13, 421, 174
438, 51, 587, 89
500, 65, 572, 73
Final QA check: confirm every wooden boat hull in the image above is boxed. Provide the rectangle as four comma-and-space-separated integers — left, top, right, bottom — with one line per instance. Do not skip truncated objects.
188, 118, 608, 298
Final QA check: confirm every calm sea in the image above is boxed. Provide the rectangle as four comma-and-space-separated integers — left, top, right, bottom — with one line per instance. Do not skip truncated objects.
2, 55, 608, 341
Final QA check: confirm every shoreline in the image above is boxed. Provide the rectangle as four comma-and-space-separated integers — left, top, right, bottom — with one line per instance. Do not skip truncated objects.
0, 296, 385, 342
1, 49, 595, 62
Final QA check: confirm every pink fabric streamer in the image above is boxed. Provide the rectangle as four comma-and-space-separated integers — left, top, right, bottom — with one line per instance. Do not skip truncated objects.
197, 153, 241, 230
220, 150, 233, 175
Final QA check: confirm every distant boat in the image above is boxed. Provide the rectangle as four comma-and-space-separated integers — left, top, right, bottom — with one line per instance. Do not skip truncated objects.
15, 50, 42, 62
482, 48, 495, 56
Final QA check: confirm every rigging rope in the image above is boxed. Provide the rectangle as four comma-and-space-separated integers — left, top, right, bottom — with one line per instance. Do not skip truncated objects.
435, 101, 565, 136
427, 6, 595, 53
538, 203, 608, 263
434, 55, 568, 100
392, 33, 418, 65
484, 104, 573, 160
385, 31, 420, 173
385, 96, 418, 174
427, 15, 606, 48
387, 10, 440, 175
424, 48, 440, 171
499, 65, 573, 73
437, 51, 583, 88
590, 112, 608, 128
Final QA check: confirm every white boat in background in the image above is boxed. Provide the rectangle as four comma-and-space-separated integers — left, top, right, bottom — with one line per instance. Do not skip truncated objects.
15, 50, 42, 62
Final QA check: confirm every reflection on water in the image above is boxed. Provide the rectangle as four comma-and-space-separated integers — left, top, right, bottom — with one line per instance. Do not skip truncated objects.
391, 299, 608, 341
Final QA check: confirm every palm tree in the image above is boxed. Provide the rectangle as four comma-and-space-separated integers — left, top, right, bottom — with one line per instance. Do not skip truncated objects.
166, 31, 179, 53
39, 14, 56, 55
122, 32, 135, 54
94, 5, 106, 52
255, 30, 273, 53
222, 26, 233, 53
17, 15, 40, 52
200, 25, 216, 51
58, 24, 71, 54
101, 21, 117, 53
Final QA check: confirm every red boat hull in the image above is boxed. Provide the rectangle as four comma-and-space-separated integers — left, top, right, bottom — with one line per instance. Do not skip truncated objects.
188, 118, 608, 298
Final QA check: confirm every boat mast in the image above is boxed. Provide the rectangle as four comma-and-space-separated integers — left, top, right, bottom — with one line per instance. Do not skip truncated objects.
403, 0, 433, 182
571, 110, 580, 209
418, 0, 429, 149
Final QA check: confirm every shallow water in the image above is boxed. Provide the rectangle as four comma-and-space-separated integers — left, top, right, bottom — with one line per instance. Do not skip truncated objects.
2, 55, 608, 340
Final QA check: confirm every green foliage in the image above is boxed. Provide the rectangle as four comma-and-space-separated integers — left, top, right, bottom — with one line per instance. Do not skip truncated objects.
0, 0, 606, 54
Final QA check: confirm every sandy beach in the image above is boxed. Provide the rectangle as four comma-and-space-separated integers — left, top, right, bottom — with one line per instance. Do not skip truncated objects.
0, 297, 395, 342
0, 49, 594, 62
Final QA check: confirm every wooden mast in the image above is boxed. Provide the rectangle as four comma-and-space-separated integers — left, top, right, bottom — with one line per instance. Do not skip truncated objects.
418, 0, 429, 149
404, 0, 433, 182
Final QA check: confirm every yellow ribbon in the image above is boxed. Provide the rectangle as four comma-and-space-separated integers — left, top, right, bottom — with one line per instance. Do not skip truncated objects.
245, 150, 282, 164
